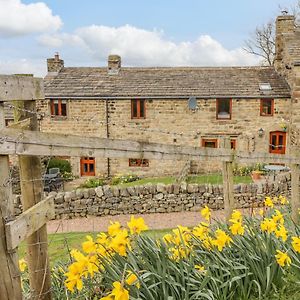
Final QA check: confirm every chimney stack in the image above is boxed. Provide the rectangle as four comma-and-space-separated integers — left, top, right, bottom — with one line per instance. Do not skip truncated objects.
274, 15, 295, 72
47, 52, 64, 74
108, 55, 121, 75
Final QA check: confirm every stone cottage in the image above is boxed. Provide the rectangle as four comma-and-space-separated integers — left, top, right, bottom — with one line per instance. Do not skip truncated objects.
18, 15, 300, 177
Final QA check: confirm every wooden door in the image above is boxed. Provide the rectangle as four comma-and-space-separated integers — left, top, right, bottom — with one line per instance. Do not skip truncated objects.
269, 131, 286, 154
80, 157, 95, 176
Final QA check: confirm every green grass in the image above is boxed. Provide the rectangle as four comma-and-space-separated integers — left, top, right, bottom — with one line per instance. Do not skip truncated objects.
116, 173, 252, 187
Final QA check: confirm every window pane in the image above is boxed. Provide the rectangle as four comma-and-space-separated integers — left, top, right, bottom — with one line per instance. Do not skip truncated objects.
271, 135, 277, 150
278, 135, 283, 149
83, 163, 88, 173
54, 103, 59, 115
262, 99, 272, 115
205, 141, 216, 148
140, 100, 145, 117
132, 100, 138, 118
61, 103, 67, 116
217, 99, 231, 119
89, 163, 95, 173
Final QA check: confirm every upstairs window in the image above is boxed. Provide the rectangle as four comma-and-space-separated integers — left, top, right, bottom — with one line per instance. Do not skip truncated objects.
50, 99, 67, 116
131, 99, 145, 119
260, 99, 274, 116
129, 158, 149, 167
202, 139, 218, 148
216, 99, 231, 120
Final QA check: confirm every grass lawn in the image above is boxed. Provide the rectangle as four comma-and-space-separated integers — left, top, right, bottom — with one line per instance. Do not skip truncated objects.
117, 173, 252, 187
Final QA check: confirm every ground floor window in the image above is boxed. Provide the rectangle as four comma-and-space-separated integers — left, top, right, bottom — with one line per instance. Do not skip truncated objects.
202, 138, 218, 148
230, 139, 236, 150
129, 159, 149, 167
269, 131, 286, 154
80, 157, 95, 176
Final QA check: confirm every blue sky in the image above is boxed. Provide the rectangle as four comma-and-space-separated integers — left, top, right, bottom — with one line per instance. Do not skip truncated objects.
0, 0, 298, 76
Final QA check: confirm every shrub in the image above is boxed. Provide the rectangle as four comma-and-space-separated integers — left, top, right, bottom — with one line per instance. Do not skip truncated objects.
111, 174, 139, 185
80, 178, 105, 188
47, 158, 72, 175
233, 163, 265, 176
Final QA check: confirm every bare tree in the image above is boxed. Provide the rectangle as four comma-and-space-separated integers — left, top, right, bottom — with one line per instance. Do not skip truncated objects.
244, 1, 300, 66
244, 21, 275, 66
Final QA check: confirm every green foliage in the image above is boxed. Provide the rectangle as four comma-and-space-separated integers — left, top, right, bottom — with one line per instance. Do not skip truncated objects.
80, 178, 105, 188
111, 174, 140, 185
47, 158, 72, 175
233, 163, 265, 176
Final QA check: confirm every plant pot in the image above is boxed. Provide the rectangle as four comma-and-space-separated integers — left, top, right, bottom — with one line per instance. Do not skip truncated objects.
252, 171, 262, 180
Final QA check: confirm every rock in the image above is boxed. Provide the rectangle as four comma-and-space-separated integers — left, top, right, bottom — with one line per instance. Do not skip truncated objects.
127, 186, 136, 196
95, 186, 104, 197
154, 193, 164, 200
157, 183, 166, 193
187, 184, 198, 193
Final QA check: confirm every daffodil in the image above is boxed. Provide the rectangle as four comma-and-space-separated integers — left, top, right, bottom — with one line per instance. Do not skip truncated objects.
230, 210, 242, 223
201, 206, 211, 222
192, 223, 210, 240
264, 197, 274, 208
260, 218, 277, 233
279, 195, 288, 205
272, 210, 284, 225
126, 271, 140, 288
82, 235, 96, 254
275, 225, 288, 242
229, 221, 245, 235
127, 216, 148, 235
19, 258, 27, 272
212, 229, 232, 251
195, 264, 207, 274
108, 221, 122, 237
292, 236, 300, 253
110, 229, 130, 256
111, 281, 129, 300
275, 250, 291, 267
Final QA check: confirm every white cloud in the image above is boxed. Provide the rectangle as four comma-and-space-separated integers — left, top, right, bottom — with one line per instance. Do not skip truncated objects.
38, 24, 259, 67
0, 58, 46, 76
0, 0, 62, 37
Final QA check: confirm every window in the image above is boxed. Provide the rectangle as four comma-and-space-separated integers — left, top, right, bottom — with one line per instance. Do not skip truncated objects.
131, 99, 145, 119
80, 157, 95, 176
202, 139, 218, 148
129, 159, 149, 167
260, 99, 274, 116
230, 139, 236, 150
50, 99, 67, 116
269, 131, 286, 154
216, 99, 231, 120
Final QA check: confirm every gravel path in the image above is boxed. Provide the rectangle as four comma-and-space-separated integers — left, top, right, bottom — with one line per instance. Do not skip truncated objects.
47, 208, 256, 234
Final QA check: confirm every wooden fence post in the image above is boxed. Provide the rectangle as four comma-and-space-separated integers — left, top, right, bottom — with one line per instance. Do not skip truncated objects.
0, 101, 23, 299
221, 137, 234, 221
291, 163, 300, 224
18, 100, 52, 299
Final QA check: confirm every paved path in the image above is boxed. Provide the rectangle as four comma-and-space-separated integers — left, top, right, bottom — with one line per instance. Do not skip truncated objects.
47, 208, 257, 234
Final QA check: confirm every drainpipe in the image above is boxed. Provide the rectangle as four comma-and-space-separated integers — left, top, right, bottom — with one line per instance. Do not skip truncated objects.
105, 99, 111, 178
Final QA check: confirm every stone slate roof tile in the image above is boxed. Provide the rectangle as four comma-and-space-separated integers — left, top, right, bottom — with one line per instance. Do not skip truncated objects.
44, 66, 291, 99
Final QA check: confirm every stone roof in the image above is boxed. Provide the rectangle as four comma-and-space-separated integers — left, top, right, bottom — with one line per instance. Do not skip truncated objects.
44, 66, 291, 99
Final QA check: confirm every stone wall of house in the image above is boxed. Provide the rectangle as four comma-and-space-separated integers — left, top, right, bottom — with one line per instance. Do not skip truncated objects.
13, 173, 291, 219
37, 97, 291, 178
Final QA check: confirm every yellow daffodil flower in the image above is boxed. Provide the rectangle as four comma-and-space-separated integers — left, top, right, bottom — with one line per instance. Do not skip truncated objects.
275, 225, 288, 242
108, 221, 122, 237
212, 229, 232, 251
230, 210, 242, 223
19, 258, 27, 272
110, 229, 130, 256
201, 206, 211, 222
279, 195, 288, 205
264, 197, 274, 208
272, 210, 284, 225
126, 271, 140, 288
292, 236, 300, 253
82, 235, 97, 254
111, 281, 129, 300
260, 218, 277, 233
229, 221, 245, 236
275, 250, 291, 267
127, 216, 148, 235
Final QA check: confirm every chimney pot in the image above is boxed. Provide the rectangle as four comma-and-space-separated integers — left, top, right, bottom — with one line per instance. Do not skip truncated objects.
108, 55, 121, 75
47, 53, 64, 74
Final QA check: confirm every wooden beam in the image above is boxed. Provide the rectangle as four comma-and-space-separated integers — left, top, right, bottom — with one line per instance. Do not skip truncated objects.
291, 164, 300, 224
0, 75, 44, 101
5, 196, 55, 251
221, 138, 234, 222
0, 102, 23, 300
18, 100, 52, 300
0, 127, 233, 161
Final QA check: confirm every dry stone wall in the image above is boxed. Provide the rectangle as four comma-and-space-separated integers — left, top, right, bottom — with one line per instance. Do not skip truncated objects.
13, 173, 291, 219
